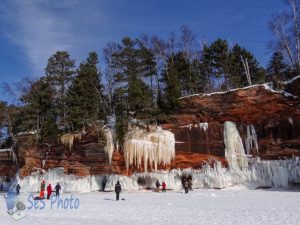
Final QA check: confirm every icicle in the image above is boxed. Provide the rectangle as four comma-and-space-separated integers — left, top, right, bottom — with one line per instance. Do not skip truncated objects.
15, 157, 300, 192
245, 124, 259, 155
288, 117, 294, 126
123, 126, 175, 172
199, 122, 209, 132
104, 129, 114, 163
60, 133, 82, 150
224, 121, 248, 170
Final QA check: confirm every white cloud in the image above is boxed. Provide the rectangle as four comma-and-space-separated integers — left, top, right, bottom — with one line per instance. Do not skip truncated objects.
0, 0, 110, 75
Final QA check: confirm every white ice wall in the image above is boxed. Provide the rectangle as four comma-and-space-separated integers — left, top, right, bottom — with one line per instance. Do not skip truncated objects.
224, 121, 248, 170
13, 157, 300, 192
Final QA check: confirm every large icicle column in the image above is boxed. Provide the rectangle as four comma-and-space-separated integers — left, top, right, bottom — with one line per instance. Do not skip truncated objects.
104, 129, 114, 163
224, 121, 248, 170
123, 126, 175, 172
245, 124, 258, 155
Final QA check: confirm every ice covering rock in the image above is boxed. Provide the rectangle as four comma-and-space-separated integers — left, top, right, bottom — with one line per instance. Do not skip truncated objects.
123, 126, 175, 172
245, 124, 258, 155
14, 157, 300, 192
104, 129, 114, 163
224, 121, 248, 170
60, 133, 82, 150
288, 117, 294, 126
199, 122, 209, 132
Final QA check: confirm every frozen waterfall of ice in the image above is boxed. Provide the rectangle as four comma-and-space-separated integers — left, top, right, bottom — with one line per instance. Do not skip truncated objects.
123, 126, 175, 172
199, 122, 209, 132
104, 129, 114, 163
245, 124, 259, 155
224, 121, 248, 170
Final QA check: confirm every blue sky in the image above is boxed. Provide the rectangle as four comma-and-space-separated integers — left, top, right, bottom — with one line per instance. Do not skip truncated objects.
0, 0, 286, 98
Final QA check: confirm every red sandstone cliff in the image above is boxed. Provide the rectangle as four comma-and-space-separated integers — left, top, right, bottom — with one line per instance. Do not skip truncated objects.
2, 77, 300, 177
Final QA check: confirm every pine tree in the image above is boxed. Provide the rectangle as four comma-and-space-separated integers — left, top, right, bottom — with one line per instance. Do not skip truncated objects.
160, 53, 182, 112
45, 51, 75, 130
266, 51, 289, 82
20, 78, 58, 142
210, 39, 231, 90
229, 44, 266, 88
110, 37, 155, 143
67, 52, 106, 130
111, 37, 154, 117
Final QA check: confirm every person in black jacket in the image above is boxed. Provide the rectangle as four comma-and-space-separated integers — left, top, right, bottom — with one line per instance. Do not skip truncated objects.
54, 183, 61, 196
16, 184, 21, 195
115, 180, 121, 201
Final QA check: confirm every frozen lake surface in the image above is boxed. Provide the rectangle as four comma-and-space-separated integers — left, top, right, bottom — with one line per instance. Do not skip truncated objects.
1, 186, 300, 225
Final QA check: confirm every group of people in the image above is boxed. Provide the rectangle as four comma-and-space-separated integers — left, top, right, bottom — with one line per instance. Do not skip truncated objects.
155, 180, 167, 192
155, 178, 193, 193
7, 176, 193, 203
39, 180, 61, 199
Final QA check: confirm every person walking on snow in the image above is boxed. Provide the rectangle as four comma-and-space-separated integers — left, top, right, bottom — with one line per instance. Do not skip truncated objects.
183, 179, 189, 194
47, 184, 52, 199
102, 176, 107, 191
16, 184, 21, 195
55, 183, 61, 196
162, 181, 166, 192
39, 180, 46, 199
115, 180, 122, 201
155, 180, 160, 191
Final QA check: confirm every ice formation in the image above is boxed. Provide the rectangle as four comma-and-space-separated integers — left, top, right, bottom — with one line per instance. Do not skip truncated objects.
104, 129, 114, 163
224, 121, 248, 170
13, 157, 300, 192
123, 126, 175, 172
288, 117, 294, 126
199, 122, 209, 132
0, 148, 17, 163
60, 133, 82, 150
245, 124, 259, 155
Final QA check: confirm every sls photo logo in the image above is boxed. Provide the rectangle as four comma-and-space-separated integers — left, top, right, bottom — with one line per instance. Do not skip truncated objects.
3, 191, 27, 221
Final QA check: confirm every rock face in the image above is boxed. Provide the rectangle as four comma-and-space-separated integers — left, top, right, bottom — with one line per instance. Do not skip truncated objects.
169, 78, 300, 160
0, 150, 17, 177
1, 77, 300, 177
16, 131, 117, 177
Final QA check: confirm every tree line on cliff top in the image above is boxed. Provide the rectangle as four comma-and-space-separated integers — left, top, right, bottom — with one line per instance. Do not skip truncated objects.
1, 0, 300, 146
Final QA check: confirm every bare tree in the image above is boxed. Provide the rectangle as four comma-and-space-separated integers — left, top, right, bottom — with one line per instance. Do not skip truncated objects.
268, 0, 300, 68
2, 77, 35, 104
179, 25, 196, 62
103, 42, 118, 114
287, 0, 300, 67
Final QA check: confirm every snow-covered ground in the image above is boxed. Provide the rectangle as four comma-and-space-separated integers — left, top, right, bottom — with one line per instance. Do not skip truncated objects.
1, 187, 300, 225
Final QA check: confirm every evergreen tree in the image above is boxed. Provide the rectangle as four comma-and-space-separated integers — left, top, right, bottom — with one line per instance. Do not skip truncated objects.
229, 44, 266, 88
190, 59, 207, 93
266, 51, 289, 82
67, 52, 106, 130
210, 39, 231, 90
110, 37, 155, 142
160, 53, 182, 112
200, 45, 214, 92
111, 37, 154, 117
20, 78, 58, 142
45, 51, 75, 130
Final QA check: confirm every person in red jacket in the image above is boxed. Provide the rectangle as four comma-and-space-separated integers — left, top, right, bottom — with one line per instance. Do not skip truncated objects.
162, 181, 166, 192
47, 184, 52, 199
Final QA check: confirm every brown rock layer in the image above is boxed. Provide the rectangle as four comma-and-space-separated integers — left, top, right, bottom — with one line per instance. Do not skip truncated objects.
1, 78, 299, 177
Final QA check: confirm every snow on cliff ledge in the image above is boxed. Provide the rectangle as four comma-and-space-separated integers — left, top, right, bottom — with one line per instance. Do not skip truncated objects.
180, 76, 300, 100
